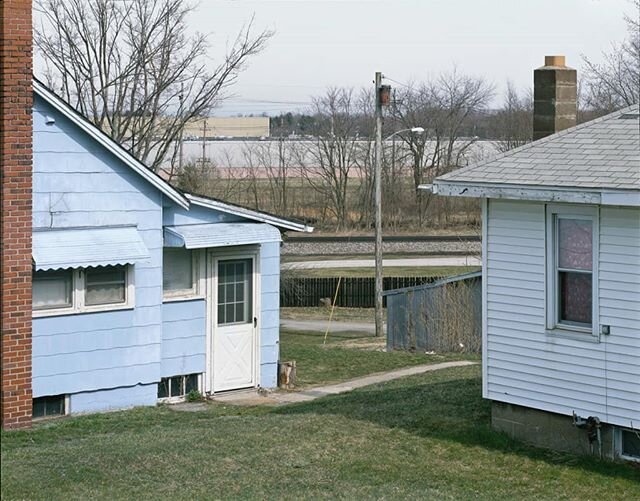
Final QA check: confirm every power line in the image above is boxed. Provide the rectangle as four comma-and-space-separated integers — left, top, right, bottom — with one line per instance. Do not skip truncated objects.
383, 76, 413, 90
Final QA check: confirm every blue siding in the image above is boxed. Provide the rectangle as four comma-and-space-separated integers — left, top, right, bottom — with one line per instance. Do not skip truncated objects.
161, 300, 206, 377
70, 384, 157, 414
33, 94, 285, 407
260, 241, 280, 387
32, 96, 163, 406
163, 204, 243, 226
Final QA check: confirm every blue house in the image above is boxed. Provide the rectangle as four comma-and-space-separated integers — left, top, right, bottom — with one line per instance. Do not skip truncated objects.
30, 79, 311, 417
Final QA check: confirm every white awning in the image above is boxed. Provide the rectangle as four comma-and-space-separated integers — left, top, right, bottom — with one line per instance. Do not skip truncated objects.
164, 223, 282, 249
33, 226, 150, 271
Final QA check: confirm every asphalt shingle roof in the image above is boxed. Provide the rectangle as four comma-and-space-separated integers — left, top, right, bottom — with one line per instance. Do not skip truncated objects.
437, 104, 640, 191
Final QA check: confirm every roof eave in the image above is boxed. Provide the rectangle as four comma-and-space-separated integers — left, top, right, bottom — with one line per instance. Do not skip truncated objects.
426, 181, 640, 206
33, 80, 189, 210
186, 194, 314, 233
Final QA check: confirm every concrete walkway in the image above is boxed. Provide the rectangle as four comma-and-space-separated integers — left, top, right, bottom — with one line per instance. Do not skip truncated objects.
282, 256, 480, 270
210, 360, 477, 407
281, 319, 379, 334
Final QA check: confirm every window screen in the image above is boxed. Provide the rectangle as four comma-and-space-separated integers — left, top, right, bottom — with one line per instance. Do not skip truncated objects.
163, 248, 194, 293
33, 270, 73, 310
85, 266, 126, 306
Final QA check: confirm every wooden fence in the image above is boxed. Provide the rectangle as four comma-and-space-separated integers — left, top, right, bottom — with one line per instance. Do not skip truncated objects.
384, 271, 482, 354
280, 276, 439, 308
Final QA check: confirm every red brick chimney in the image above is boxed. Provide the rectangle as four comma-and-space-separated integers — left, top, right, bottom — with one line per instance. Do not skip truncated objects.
0, 0, 33, 429
533, 55, 577, 140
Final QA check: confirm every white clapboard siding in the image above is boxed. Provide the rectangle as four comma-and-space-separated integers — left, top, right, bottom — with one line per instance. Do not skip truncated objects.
485, 199, 640, 428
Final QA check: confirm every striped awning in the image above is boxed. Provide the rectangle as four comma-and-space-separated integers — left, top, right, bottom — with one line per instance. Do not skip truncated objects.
33, 226, 150, 271
164, 223, 281, 249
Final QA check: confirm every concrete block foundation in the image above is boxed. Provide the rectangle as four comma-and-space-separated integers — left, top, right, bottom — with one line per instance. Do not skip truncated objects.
492, 401, 618, 460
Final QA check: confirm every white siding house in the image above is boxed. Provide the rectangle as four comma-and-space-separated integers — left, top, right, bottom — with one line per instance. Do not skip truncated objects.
428, 103, 640, 461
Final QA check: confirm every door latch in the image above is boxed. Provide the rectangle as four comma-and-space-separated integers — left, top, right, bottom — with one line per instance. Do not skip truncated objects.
254, 317, 257, 328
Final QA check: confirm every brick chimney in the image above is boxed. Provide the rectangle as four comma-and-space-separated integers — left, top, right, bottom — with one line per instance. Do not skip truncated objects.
533, 55, 577, 140
0, 0, 33, 429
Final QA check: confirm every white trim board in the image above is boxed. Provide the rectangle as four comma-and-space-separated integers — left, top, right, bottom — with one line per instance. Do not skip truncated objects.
186, 194, 314, 233
425, 182, 640, 207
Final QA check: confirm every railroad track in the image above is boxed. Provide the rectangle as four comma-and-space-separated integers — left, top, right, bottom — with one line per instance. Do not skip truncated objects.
285, 234, 480, 243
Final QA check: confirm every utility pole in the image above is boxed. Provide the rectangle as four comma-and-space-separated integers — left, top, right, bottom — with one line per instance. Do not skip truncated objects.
201, 119, 207, 168
178, 83, 184, 173
374, 71, 384, 338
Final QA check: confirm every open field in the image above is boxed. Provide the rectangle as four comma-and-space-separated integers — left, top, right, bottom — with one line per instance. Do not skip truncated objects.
2, 363, 638, 500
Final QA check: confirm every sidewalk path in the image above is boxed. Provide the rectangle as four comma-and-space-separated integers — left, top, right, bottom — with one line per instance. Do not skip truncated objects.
282, 256, 480, 270
209, 360, 477, 407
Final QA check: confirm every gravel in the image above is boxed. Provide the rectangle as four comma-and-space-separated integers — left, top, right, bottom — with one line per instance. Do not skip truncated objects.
282, 240, 481, 256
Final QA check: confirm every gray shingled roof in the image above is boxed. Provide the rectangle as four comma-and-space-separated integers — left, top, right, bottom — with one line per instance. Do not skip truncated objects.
437, 104, 640, 191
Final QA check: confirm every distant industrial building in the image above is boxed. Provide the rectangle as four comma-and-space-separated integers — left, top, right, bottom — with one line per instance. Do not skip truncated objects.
184, 117, 270, 139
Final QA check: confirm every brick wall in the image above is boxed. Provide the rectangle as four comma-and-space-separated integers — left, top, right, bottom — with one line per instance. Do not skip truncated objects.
0, 0, 33, 429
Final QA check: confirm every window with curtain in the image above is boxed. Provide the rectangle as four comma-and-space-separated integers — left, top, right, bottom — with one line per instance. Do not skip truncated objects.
33, 270, 73, 310
557, 218, 593, 326
546, 207, 597, 335
85, 266, 127, 306
32, 265, 132, 315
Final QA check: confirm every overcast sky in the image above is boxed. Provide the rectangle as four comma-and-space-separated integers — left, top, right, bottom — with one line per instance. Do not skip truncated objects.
192, 0, 633, 115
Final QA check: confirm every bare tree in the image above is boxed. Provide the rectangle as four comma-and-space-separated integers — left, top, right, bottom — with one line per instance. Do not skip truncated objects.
241, 138, 293, 215
490, 81, 532, 153
35, 0, 273, 172
176, 159, 244, 201
582, 0, 640, 111
297, 88, 361, 229
392, 70, 494, 224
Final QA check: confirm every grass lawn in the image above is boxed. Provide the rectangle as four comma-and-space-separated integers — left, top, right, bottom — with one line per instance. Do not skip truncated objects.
2, 365, 638, 500
279, 329, 470, 387
283, 265, 480, 278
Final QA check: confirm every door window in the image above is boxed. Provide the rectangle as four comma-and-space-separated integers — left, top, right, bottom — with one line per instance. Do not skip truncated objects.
217, 259, 253, 325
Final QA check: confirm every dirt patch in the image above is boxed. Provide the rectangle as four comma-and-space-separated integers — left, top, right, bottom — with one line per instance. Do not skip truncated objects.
329, 337, 387, 352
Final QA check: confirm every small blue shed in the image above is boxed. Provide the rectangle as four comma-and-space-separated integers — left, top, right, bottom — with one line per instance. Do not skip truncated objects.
30, 79, 312, 417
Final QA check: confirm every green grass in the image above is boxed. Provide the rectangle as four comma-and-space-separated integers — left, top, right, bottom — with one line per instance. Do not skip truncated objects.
2, 366, 638, 500
284, 265, 480, 278
279, 330, 469, 387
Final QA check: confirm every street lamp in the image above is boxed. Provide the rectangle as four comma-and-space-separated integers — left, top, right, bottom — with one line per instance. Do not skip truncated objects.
374, 73, 424, 339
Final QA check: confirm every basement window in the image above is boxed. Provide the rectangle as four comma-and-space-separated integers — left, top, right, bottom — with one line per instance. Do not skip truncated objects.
33, 395, 66, 419
621, 429, 640, 461
157, 374, 200, 401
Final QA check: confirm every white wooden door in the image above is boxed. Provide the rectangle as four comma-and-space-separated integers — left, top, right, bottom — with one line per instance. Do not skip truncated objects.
213, 257, 256, 392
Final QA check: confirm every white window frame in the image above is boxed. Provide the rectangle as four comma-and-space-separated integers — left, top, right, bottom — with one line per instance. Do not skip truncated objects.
33, 265, 135, 318
545, 204, 599, 340
617, 428, 640, 463
32, 394, 70, 420
162, 248, 205, 302
157, 373, 202, 404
